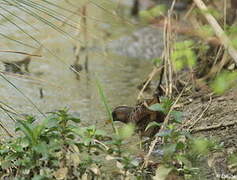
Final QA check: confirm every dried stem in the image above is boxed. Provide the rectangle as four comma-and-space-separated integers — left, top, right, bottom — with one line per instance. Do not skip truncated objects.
193, 0, 237, 63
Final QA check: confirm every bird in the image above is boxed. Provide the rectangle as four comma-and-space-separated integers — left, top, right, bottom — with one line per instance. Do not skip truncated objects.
70, 63, 83, 80
112, 96, 165, 137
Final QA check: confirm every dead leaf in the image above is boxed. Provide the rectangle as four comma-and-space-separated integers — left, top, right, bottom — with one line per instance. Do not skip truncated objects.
153, 165, 172, 180
90, 164, 100, 175
53, 167, 68, 180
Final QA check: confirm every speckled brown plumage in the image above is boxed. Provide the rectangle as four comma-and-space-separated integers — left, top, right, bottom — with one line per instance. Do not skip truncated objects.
112, 96, 165, 137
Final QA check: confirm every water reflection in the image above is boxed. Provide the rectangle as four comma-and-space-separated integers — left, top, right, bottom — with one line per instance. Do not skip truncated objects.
0, 0, 153, 134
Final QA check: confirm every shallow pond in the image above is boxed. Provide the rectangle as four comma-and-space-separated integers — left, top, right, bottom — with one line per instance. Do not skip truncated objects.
0, 0, 154, 134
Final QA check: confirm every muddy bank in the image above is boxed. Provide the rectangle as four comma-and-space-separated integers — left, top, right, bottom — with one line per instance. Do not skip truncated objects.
182, 89, 237, 179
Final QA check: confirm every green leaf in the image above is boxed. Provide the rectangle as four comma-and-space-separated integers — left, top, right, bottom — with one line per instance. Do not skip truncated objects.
16, 120, 35, 145
44, 116, 58, 129
68, 117, 81, 123
20, 138, 30, 148
176, 141, 185, 150
176, 155, 192, 168
139, 10, 153, 20
172, 40, 197, 71
95, 78, 116, 133
154, 165, 172, 180
145, 121, 161, 131
32, 175, 48, 180
163, 144, 177, 156
171, 111, 183, 123
149, 5, 167, 17
33, 142, 48, 156
33, 124, 46, 142
118, 123, 135, 139
192, 138, 210, 155
148, 103, 164, 112
211, 71, 237, 94
152, 58, 162, 66
160, 97, 173, 113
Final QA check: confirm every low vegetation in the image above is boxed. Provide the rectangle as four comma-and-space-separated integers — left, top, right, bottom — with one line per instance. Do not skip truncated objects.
1, 0, 237, 179
0, 108, 221, 179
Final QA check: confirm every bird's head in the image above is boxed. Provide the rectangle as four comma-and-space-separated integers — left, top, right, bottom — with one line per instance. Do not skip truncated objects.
112, 106, 134, 123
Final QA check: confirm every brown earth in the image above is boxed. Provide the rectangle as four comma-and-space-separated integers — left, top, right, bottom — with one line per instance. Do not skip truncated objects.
182, 88, 237, 179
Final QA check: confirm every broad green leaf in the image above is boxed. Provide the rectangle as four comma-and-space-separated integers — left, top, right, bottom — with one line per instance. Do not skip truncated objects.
192, 138, 210, 155
118, 123, 135, 139
16, 120, 35, 144
68, 117, 81, 123
33, 124, 46, 142
20, 138, 30, 148
148, 103, 164, 112
160, 97, 173, 113
32, 142, 48, 156
171, 111, 183, 123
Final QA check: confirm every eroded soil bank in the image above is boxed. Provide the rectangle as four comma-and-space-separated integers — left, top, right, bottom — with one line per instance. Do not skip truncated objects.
181, 88, 237, 179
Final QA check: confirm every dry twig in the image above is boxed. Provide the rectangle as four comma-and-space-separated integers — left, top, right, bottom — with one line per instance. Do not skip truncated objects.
188, 96, 212, 130
142, 85, 185, 168
193, 0, 237, 63
191, 120, 237, 133
0, 50, 41, 57
0, 121, 13, 137
137, 66, 163, 100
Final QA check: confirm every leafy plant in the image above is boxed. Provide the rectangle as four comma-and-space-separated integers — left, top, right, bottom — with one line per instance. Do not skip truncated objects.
139, 5, 167, 21
155, 125, 222, 179
171, 40, 197, 71
148, 97, 182, 123
211, 71, 237, 94
0, 109, 221, 179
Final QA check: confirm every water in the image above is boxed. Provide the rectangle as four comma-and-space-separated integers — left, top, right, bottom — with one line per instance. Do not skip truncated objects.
0, 0, 154, 134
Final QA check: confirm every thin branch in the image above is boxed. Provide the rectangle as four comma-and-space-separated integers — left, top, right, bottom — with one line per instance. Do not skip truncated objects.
137, 66, 163, 100
0, 50, 41, 57
193, 0, 237, 63
188, 96, 212, 130
0, 120, 13, 137
191, 120, 237, 133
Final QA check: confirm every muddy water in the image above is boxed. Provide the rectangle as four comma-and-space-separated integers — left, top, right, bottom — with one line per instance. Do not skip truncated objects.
0, 0, 154, 133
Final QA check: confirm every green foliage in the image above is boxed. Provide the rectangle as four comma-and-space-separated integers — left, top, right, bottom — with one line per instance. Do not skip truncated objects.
0, 110, 220, 179
211, 71, 237, 94
194, 8, 221, 19
172, 40, 197, 71
0, 110, 143, 179
139, 5, 167, 21
156, 125, 222, 177
148, 97, 173, 114
95, 78, 117, 134
148, 97, 182, 123
227, 26, 237, 49
145, 121, 161, 132
117, 123, 135, 139
228, 153, 237, 172
202, 8, 221, 19
152, 58, 162, 66
198, 25, 214, 37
